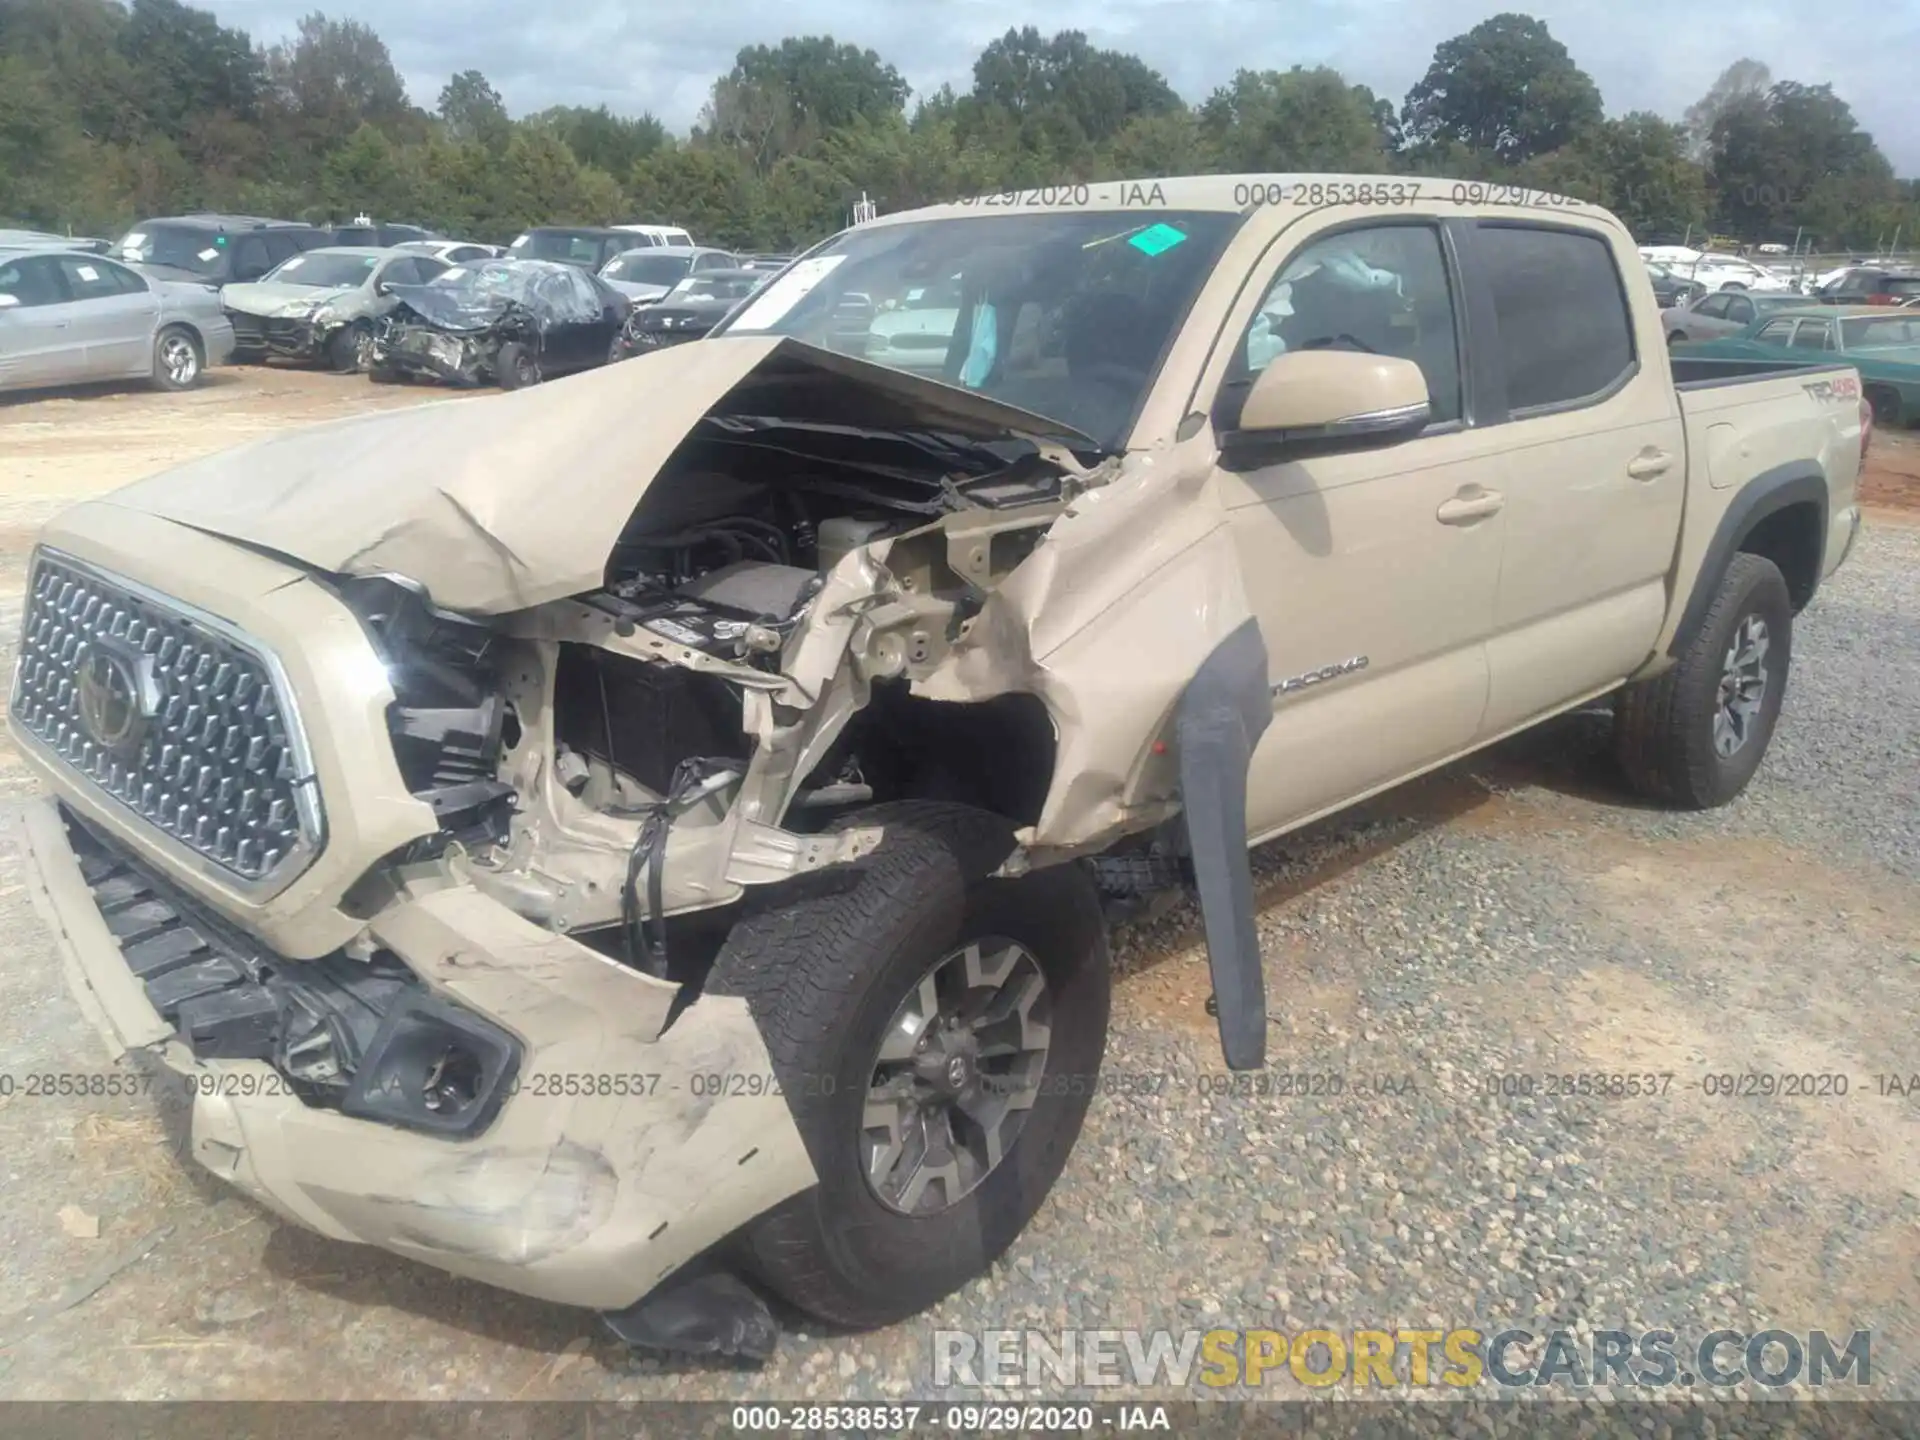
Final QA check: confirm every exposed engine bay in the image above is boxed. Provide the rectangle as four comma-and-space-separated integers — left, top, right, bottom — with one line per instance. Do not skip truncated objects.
341, 405, 1112, 977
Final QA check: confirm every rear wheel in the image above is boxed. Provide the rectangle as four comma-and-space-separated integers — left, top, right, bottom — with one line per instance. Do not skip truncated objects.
150, 326, 203, 391
1667, 331, 1686, 346
496, 341, 539, 389
1866, 384, 1901, 426
706, 802, 1111, 1328
1614, 552, 1792, 809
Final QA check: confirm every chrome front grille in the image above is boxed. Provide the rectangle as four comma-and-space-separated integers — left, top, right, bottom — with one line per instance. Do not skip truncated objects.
10, 550, 323, 892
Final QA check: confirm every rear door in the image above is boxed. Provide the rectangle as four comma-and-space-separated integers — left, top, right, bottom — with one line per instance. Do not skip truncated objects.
55, 255, 159, 376
0, 255, 85, 388
1463, 220, 1685, 733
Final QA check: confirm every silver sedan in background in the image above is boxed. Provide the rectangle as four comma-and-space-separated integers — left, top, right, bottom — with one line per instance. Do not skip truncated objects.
1660, 289, 1807, 345
0, 246, 235, 397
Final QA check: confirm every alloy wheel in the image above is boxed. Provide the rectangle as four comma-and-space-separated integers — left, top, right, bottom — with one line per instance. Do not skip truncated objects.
860, 937, 1052, 1217
1713, 614, 1770, 757
161, 335, 198, 386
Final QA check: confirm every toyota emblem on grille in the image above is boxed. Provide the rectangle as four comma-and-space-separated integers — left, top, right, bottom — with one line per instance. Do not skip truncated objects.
76, 639, 160, 759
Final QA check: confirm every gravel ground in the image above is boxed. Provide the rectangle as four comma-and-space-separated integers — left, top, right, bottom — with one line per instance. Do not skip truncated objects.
0, 373, 1914, 1407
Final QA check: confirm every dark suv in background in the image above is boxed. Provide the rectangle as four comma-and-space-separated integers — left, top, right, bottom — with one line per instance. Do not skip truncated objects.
110, 215, 330, 285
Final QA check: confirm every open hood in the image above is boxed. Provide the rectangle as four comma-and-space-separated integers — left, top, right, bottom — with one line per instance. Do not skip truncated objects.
92, 337, 1105, 615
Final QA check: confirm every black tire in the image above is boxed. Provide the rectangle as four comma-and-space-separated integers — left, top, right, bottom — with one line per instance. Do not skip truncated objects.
1614, 552, 1792, 809
1866, 384, 1900, 426
326, 322, 371, 374
706, 801, 1110, 1328
1667, 330, 1686, 346
150, 325, 203, 391
496, 340, 539, 389
366, 363, 405, 385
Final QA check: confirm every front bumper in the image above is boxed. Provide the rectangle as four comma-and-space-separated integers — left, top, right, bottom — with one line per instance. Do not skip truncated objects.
224, 310, 323, 362
21, 793, 816, 1311
374, 329, 492, 385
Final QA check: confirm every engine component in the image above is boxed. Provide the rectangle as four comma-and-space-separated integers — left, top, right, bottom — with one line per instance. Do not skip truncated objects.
816, 516, 895, 572
674, 562, 819, 622
553, 645, 750, 798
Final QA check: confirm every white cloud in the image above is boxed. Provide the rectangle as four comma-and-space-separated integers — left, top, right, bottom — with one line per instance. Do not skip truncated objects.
201, 0, 1920, 173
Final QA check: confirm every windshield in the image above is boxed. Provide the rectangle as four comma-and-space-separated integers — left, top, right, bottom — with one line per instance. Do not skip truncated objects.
605, 253, 693, 285
511, 230, 608, 264
1841, 315, 1920, 349
265, 252, 378, 287
112, 223, 229, 276
714, 210, 1241, 448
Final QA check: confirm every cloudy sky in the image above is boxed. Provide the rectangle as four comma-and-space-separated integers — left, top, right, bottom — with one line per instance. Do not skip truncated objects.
200, 0, 1920, 174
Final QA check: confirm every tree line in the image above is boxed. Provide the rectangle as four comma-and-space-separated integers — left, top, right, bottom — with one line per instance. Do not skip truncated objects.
2, 2, 1914, 254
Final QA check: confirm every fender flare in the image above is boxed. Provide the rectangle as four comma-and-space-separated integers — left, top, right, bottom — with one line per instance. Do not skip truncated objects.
1174, 617, 1272, 1071
1668, 463, 1827, 657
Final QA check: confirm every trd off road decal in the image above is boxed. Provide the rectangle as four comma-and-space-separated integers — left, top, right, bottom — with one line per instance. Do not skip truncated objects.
1802, 375, 1862, 404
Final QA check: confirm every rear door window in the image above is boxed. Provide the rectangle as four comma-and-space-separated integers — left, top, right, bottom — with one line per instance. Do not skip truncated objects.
1478, 224, 1635, 413
1754, 319, 1796, 344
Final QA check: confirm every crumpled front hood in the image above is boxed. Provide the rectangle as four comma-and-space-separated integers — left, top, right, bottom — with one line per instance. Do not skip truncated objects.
223, 282, 354, 318
88, 337, 1104, 616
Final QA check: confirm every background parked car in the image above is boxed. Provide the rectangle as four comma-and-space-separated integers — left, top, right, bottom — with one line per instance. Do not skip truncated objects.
329, 220, 441, 247
615, 268, 763, 354
611, 223, 695, 247
505, 226, 637, 271
110, 215, 329, 285
736, 253, 796, 272
0, 229, 111, 255
1660, 289, 1805, 344
1809, 266, 1920, 306
1672, 303, 1920, 423
0, 246, 234, 396
394, 239, 502, 265
1644, 262, 1706, 309
1689, 253, 1794, 292
371, 257, 630, 388
222, 247, 451, 371
598, 245, 739, 302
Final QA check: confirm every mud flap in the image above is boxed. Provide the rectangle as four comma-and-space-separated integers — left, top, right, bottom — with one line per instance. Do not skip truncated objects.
1175, 618, 1272, 1071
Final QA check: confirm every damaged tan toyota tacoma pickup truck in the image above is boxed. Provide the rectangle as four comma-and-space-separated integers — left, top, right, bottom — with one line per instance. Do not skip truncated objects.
11, 176, 1868, 1356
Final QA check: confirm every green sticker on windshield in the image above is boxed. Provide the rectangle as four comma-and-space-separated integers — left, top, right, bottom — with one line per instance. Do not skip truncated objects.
1129, 223, 1187, 256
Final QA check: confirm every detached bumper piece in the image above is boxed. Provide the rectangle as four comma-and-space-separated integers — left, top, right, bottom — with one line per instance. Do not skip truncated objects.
601, 1264, 779, 1362
59, 805, 519, 1138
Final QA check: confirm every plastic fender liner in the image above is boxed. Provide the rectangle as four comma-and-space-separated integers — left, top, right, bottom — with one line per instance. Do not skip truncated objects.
1174, 617, 1272, 1071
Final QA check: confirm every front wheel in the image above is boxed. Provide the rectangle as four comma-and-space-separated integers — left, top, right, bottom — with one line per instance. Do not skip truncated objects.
496, 340, 539, 389
706, 802, 1111, 1329
326, 322, 372, 374
1667, 330, 1686, 347
1614, 552, 1792, 808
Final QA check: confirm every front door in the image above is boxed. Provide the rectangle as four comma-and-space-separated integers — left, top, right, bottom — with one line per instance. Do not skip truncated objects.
1206, 220, 1507, 840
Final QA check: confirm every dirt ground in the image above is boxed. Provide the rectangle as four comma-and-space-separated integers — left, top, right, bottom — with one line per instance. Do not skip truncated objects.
0, 367, 1915, 1403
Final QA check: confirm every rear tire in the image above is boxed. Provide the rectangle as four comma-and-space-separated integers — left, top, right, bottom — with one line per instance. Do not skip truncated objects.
1866, 385, 1901, 426
706, 801, 1111, 1329
150, 326, 203, 391
496, 341, 539, 389
1614, 552, 1792, 809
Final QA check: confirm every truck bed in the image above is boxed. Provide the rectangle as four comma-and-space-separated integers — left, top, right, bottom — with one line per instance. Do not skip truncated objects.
1671, 355, 1853, 389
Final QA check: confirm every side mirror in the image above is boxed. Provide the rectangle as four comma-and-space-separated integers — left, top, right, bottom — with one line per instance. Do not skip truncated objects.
375, 281, 393, 297
1216, 350, 1431, 465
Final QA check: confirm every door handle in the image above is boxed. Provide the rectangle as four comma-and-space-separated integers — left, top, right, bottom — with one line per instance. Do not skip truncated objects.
1627, 449, 1673, 480
1436, 487, 1504, 525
